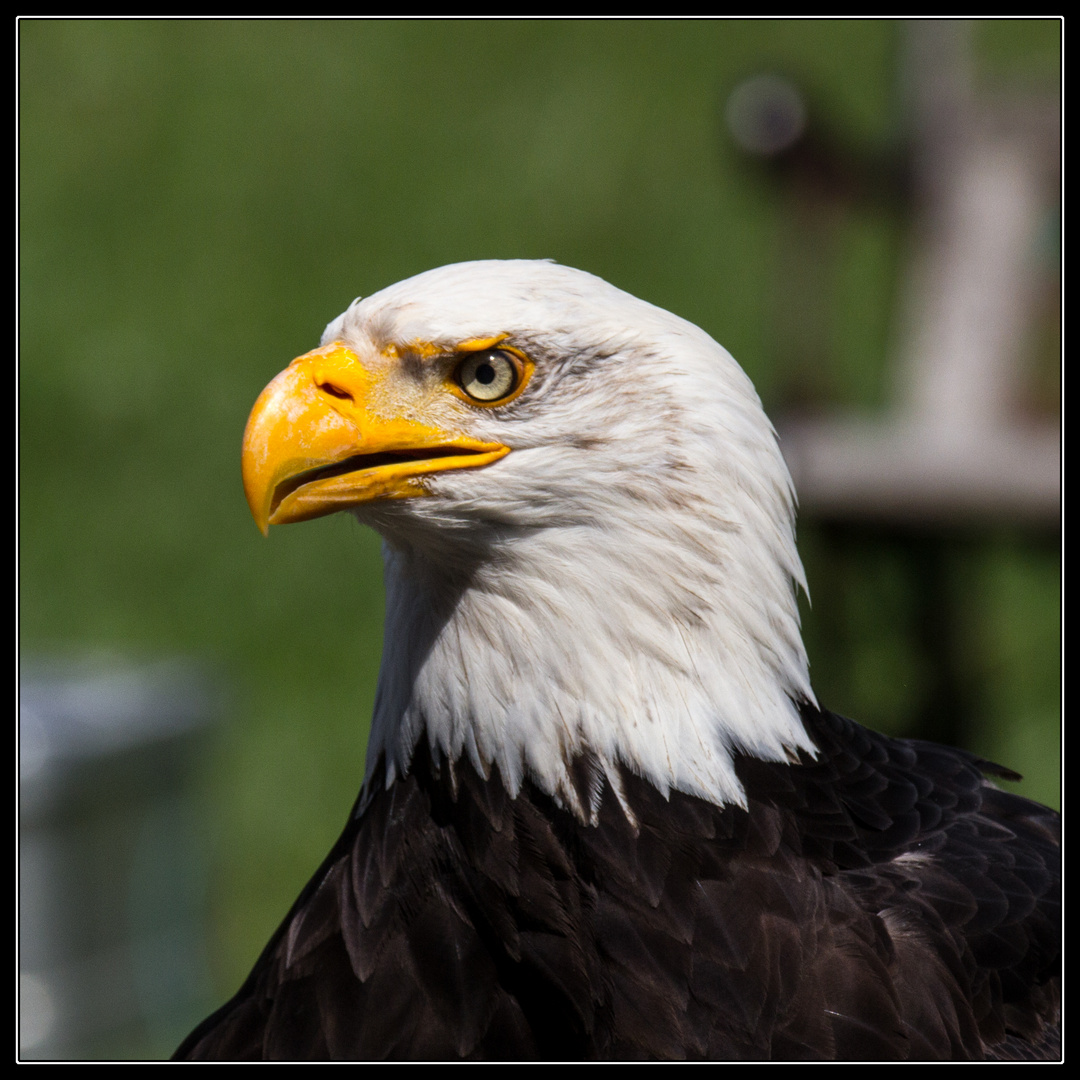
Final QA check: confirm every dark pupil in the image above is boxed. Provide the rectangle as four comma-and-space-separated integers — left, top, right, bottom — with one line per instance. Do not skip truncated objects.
476, 361, 496, 385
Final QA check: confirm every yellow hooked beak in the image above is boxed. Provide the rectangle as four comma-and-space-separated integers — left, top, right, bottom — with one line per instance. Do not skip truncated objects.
241, 343, 510, 535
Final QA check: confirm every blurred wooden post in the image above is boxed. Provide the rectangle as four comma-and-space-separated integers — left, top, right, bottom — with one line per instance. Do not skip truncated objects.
779, 21, 1059, 525
728, 21, 1059, 750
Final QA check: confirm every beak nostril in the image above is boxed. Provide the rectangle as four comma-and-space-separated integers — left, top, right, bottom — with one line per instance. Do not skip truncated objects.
318, 380, 352, 401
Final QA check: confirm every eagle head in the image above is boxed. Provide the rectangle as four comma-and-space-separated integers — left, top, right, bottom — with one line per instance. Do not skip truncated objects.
242, 260, 815, 818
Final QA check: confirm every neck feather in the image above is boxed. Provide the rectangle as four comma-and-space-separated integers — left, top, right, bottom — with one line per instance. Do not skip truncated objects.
363, 485, 816, 819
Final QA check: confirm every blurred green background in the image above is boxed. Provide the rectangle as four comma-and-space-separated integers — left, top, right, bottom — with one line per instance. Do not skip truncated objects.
19, 19, 1060, 1058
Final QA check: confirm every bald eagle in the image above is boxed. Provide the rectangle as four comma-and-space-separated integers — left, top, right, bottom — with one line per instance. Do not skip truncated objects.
177, 261, 1059, 1061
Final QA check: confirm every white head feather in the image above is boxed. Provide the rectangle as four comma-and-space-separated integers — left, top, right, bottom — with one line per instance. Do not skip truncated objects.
322, 260, 816, 817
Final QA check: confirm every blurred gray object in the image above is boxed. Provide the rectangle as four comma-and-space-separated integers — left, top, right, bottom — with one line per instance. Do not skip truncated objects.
19, 658, 220, 1060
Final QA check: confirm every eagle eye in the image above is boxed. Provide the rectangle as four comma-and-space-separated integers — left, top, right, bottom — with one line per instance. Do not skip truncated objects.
456, 350, 519, 403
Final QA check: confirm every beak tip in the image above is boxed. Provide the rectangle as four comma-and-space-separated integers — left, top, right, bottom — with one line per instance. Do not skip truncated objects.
251, 498, 272, 537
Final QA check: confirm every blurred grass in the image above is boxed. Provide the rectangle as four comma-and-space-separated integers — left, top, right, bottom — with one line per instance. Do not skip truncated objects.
19, 19, 1060, 1046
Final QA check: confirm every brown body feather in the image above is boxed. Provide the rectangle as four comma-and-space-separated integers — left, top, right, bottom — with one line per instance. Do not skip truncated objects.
176, 706, 1060, 1061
